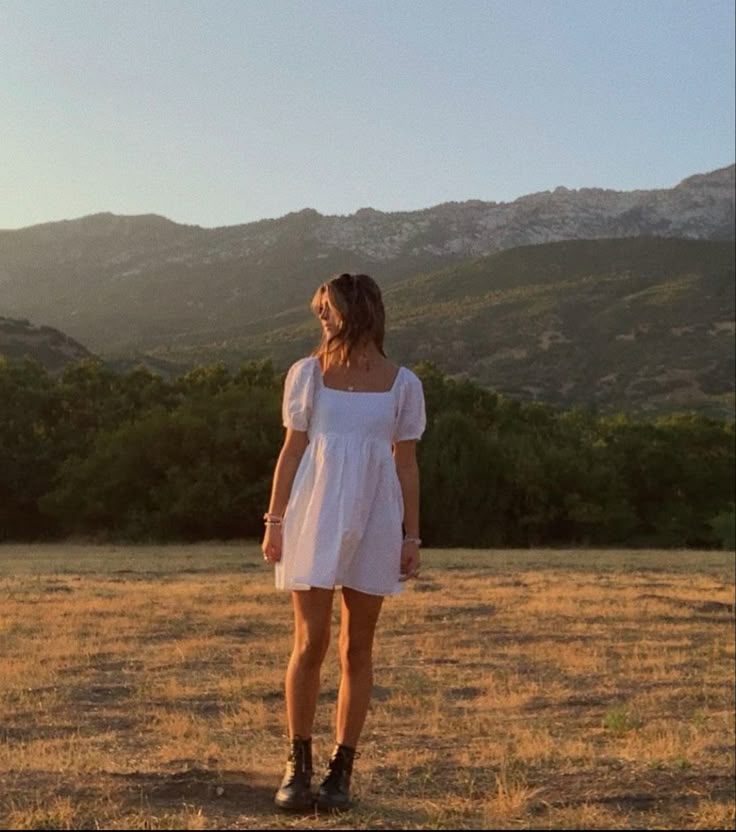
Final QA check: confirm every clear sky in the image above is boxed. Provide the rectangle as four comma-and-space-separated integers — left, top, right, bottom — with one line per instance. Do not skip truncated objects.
1, 0, 734, 230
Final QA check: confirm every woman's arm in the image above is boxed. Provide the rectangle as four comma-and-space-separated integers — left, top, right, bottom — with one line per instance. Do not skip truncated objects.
393, 439, 421, 578
262, 428, 309, 562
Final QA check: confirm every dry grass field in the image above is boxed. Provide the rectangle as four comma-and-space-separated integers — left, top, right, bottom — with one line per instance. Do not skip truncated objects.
0, 544, 734, 830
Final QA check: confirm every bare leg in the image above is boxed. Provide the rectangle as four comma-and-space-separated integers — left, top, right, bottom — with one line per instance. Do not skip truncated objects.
286, 587, 334, 738
335, 587, 384, 748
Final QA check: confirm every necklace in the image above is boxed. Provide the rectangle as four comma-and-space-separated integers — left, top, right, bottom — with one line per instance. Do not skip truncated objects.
346, 349, 372, 391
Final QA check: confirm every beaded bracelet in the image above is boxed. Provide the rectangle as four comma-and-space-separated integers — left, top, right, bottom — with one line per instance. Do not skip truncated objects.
402, 537, 422, 546
263, 512, 283, 525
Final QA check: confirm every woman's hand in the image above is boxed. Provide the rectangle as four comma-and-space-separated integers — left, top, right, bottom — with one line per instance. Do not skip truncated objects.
261, 525, 283, 564
400, 540, 420, 581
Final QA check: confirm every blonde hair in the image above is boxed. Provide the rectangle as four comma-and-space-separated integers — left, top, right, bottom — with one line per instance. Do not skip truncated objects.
310, 273, 386, 369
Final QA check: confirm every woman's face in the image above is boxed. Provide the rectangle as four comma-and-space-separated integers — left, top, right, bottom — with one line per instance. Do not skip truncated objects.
318, 292, 341, 338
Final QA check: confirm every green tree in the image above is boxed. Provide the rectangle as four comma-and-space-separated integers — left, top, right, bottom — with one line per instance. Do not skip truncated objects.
420, 410, 503, 546
42, 385, 282, 540
0, 358, 62, 538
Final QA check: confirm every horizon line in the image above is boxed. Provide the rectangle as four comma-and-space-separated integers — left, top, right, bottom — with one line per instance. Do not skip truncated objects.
2, 161, 733, 234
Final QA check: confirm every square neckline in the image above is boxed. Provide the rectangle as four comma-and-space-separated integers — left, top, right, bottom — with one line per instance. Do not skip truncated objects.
315, 358, 403, 395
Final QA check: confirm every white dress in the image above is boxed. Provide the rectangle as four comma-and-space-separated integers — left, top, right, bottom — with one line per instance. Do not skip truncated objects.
275, 356, 426, 596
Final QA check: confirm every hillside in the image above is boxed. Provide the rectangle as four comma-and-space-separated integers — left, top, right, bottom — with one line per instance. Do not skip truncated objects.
0, 317, 94, 372
387, 238, 735, 417
148, 237, 734, 419
0, 165, 732, 358
2, 237, 732, 418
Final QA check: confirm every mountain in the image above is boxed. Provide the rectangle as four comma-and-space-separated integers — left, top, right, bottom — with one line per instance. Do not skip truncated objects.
0, 165, 732, 360
0, 316, 94, 372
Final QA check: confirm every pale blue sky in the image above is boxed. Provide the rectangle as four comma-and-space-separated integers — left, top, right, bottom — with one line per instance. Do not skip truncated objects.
1, 0, 734, 229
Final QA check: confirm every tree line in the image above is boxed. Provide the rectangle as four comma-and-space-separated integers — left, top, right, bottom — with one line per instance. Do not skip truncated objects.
1, 356, 733, 548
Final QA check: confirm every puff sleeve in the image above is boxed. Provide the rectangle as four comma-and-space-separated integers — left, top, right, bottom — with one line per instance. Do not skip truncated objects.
393, 369, 427, 442
282, 358, 317, 431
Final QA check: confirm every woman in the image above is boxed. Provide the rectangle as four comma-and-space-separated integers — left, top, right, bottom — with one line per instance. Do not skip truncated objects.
261, 272, 425, 812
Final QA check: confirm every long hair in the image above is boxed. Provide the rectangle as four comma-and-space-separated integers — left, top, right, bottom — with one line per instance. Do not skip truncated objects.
310, 273, 387, 369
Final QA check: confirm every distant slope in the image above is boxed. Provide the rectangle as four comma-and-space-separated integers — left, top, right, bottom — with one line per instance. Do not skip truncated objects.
385, 238, 735, 418
149, 237, 733, 418
0, 317, 95, 372
0, 165, 732, 357
0, 314, 198, 379
0, 237, 732, 418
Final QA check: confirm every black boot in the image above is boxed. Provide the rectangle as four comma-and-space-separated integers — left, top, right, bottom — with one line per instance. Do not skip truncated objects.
274, 737, 314, 811
317, 743, 356, 811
